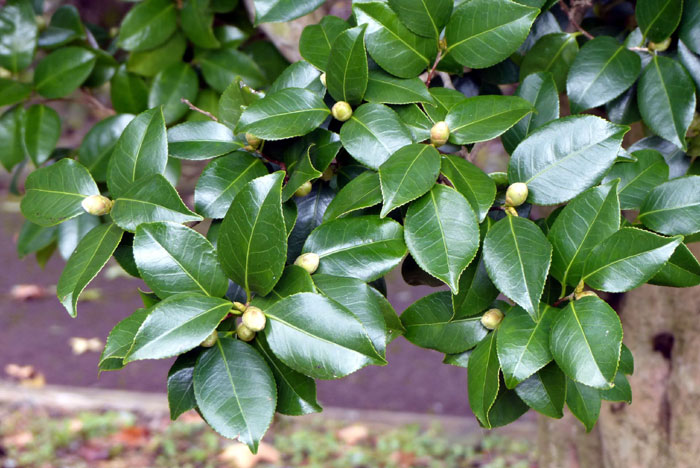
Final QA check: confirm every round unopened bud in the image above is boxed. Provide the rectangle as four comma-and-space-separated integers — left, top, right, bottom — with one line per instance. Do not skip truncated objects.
81, 195, 113, 216
320, 72, 327, 87
294, 181, 313, 198
294, 252, 320, 275
236, 323, 255, 342
649, 37, 671, 52
242, 306, 266, 332
575, 290, 599, 300
430, 121, 450, 147
505, 182, 528, 207
232, 302, 247, 313
332, 101, 353, 121
245, 133, 262, 149
200, 330, 218, 348
481, 308, 504, 330
504, 206, 518, 217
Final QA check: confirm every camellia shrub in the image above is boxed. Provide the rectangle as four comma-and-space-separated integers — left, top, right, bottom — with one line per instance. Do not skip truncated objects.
2, 0, 700, 452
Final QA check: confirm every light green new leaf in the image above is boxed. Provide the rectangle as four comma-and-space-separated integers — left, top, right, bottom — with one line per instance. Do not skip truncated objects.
446, 0, 538, 69
388, 0, 452, 39
236, 88, 330, 141
326, 25, 368, 105
20, 159, 99, 227
551, 296, 622, 389
34, 47, 96, 99
218, 172, 287, 297
508, 115, 628, 205
111, 175, 202, 232
23, 104, 61, 166
468, 332, 500, 428
302, 216, 407, 282
148, 62, 199, 125
483, 215, 552, 320
340, 103, 413, 169
636, 0, 683, 42
379, 143, 441, 217
57, 223, 123, 317
299, 16, 349, 71
548, 181, 621, 287
638, 55, 696, 150
364, 70, 435, 105
167, 122, 241, 160
107, 107, 168, 199
195, 151, 268, 219
126, 293, 231, 362
520, 33, 579, 91
445, 95, 533, 145
99, 308, 151, 372
263, 292, 385, 379
639, 176, 700, 236
401, 292, 487, 354
405, 185, 479, 293
514, 363, 566, 419
322, 171, 383, 221
194, 338, 276, 453
583, 227, 682, 292
118, 0, 177, 52
0, 0, 37, 73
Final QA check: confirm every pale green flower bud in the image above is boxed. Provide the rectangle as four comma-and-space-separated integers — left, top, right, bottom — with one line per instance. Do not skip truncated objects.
294, 181, 313, 197
242, 306, 266, 332
332, 101, 353, 121
505, 182, 528, 207
430, 121, 450, 147
294, 252, 320, 275
236, 323, 255, 342
200, 330, 218, 348
481, 308, 504, 330
81, 195, 113, 216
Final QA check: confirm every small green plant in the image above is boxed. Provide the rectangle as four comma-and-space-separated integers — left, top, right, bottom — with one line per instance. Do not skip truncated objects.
1, 0, 699, 453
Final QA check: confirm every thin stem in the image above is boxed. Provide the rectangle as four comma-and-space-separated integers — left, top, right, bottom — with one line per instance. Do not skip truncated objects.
81, 89, 115, 116
181, 98, 218, 122
425, 49, 444, 87
558, 0, 595, 40
628, 46, 651, 53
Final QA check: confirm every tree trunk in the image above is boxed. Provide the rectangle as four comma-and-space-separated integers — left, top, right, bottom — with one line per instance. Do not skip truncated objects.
538, 244, 700, 468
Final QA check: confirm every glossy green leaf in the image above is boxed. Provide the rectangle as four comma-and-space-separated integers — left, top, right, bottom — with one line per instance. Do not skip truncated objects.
514, 362, 566, 418
57, 223, 123, 317
282, 147, 322, 202
38, 5, 85, 48
218, 78, 263, 130
583, 227, 683, 292
181, 0, 220, 49
126, 293, 231, 362
439, 156, 496, 223
649, 242, 700, 287
99, 308, 151, 372
107, 107, 167, 198
57, 213, 100, 260
148, 62, 199, 125
111, 175, 202, 232
548, 181, 621, 287
566, 36, 641, 112
0, 0, 37, 73
636, 0, 682, 42
520, 33, 578, 91
388, 0, 452, 39
340, 103, 413, 169
167, 122, 241, 160
483, 215, 552, 320
446, 0, 538, 69
20, 159, 99, 227
501, 72, 559, 154
167, 351, 198, 420
497, 305, 558, 389
16, 221, 57, 259
299, 15, 349, 71
401, 291, 487, 354
193, 338, 276, 453
198, 47, 267, 92
550, 296, 623, 389
251, 265, 315, 310
508, 115, 628, 205
252, 333, 321, 416
487, 385, 529, 428
354, 2, 435, 78
322, 171, 382, 221
34, 47, 96, 99
680, 0, 700, 54
23, 104, 60, 166
423, 87, 465, 122
195, 151, 268, 219
254, 0, 325, 24
603, 150, 669, 210
110, 65, 149, 115
678, 40, 700, 94
379, 143, 441, 217
445, 95, 533, 145
0, 78, 31, 107
302, 216, 406, 282
394, 103, 433, 142
118, 0, 177, 52
405, 185, 479, 293
452, 256, 499, 319
127, 31, 187, 77
468, 332, 500, 428
237, 88, 329, 141
314, 274, 389, 357
326, 25, 368, 105
269, 61, 323, 95
364, 70, 434, 105
638, 55, 696, 150
218, 172, 286, 297
600, 371, 632, 403
638, 176, 700, 236
263, 292, 385, 379
133, 222, 228, 299
78, 114, 134, 182
566, 379, 601, 432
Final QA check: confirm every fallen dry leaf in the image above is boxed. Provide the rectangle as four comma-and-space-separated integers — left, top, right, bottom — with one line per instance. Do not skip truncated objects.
218, 442, 280, 468
5, 363, 35, 380
111, 426, 150, 447
69, 337, 104, 355
337, 424, 370, 445
3, 431, 34, 448
10, 284, 47, 301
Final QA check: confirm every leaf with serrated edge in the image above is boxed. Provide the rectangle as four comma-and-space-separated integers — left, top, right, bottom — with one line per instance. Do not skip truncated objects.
468, 332, 500, 428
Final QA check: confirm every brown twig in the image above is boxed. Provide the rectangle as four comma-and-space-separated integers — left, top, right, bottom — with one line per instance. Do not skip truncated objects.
425, 49, 444, 87
81, 90, 115, 117
181, 98, 218, 122
558, 0, 595, 40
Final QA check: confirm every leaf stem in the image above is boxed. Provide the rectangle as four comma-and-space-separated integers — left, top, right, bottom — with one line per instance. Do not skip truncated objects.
181, 98, 219, 122
425, 49, 444, 87
558, 0, 595, 40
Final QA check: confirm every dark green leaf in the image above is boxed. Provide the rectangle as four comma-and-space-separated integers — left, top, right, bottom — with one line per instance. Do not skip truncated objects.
508, 115, 628, 205
639, 176, 700, 236
181, 0, 220, 49
468, 332, 500, 428
251, 265, 315, 310
486, 384, 529, 428
110, 65, 149, 115
194, 338, 276, 452
322, 171, 382, 221
254, 0, 325, 24
680, 0, 700, 54
269, 61, 323, 95
424, 87, 465, 122
23, 104, 60, 166
302, 216, 406, 282
218, 172, 286, 297
282, 147, 322, 202
0, 0, 37, 73
99, 308, 151, 372
566, 379, 601, 432
600, 371, 632, 403
127, 31, 186, 77
440, 157, 495, 224
452, 256, 499, 319
636, 0, 682, 42
394, 103, 433, 142
16, 221, 57, 259
218, 78, 263, 130
118, 0, 177, 52
388, 0, 452, 39
0, 78, 31, 107
57, 213, 100, 260
603, 149, 669, 210
34, 47, 96, 98
167, 122, 241, 160
364, 70, 434, 105
57, 223, 123, 317
0, 106, 25, 172
148, 62, 199, 125
550, 296, 623, 389
514, 362, 566, 418
299, 15, 349, 71
649, 242, 700, 287
38, 5, 85, 48
483, 215, 552, 320
326, 25, 368, 105
78, 114, 134, 182
198, 47, 267, 92
520, 33, 578, 91
167, 351, 198, 420
445, 95, 533, 145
